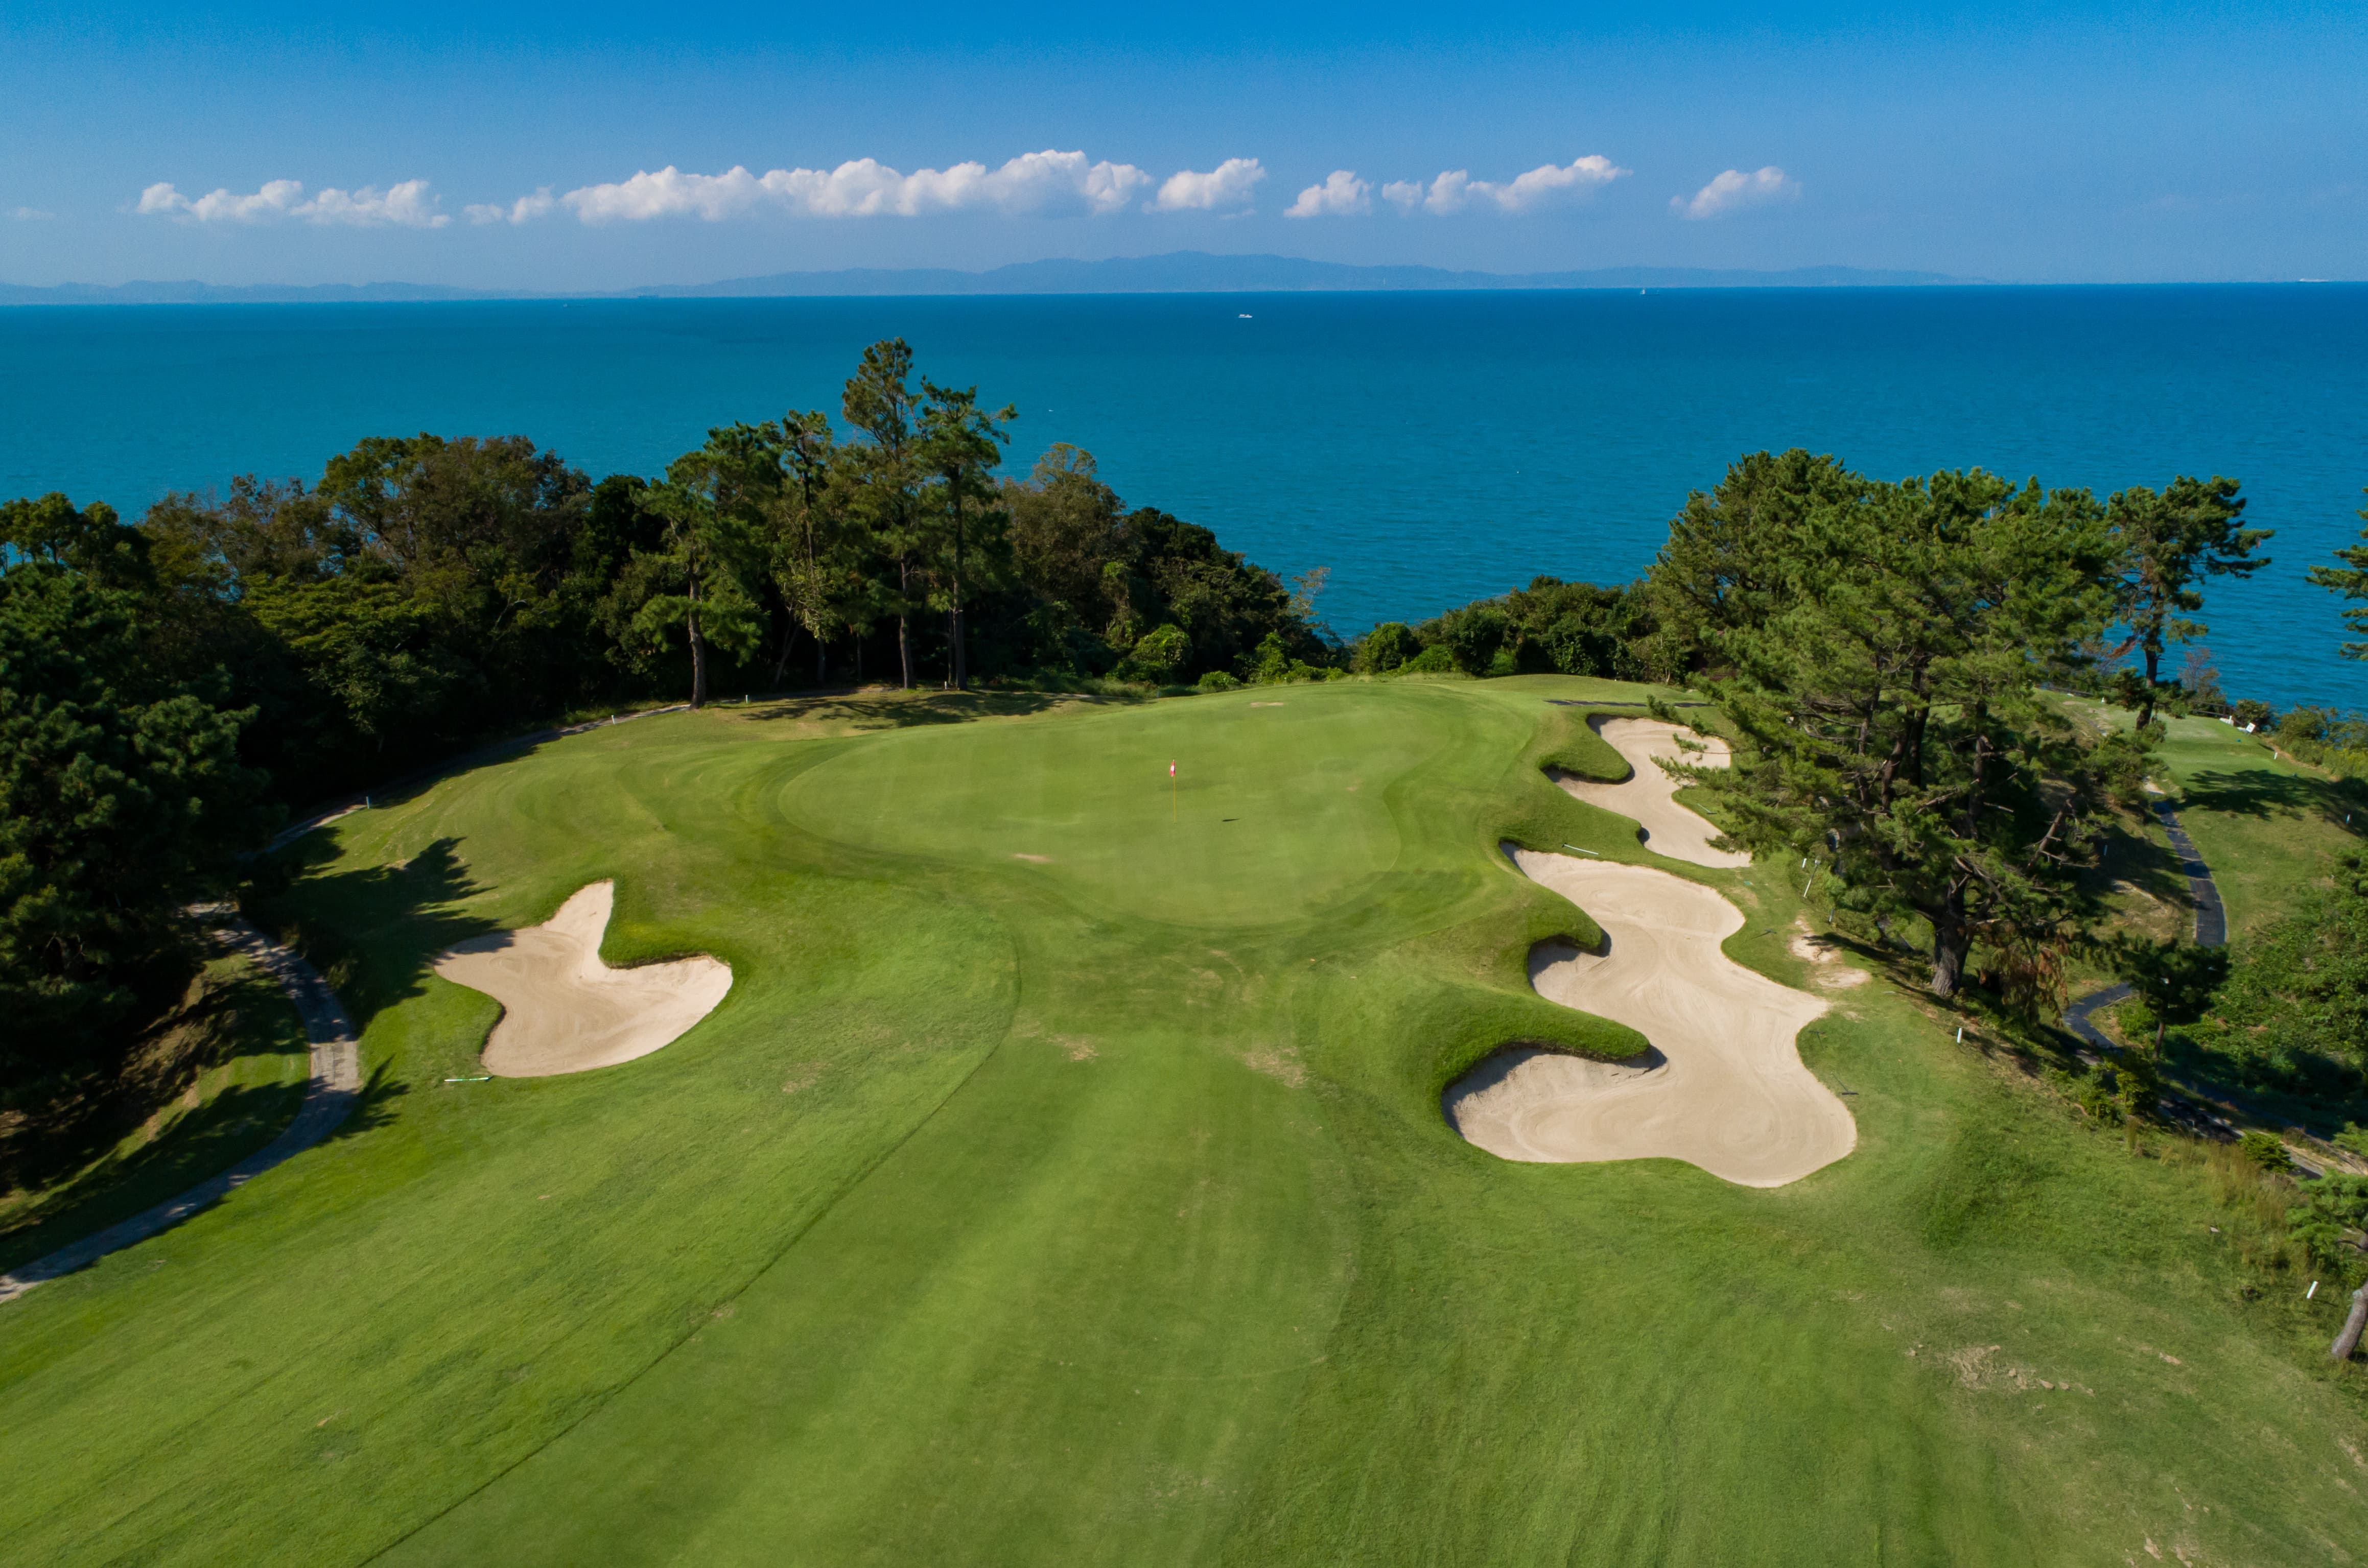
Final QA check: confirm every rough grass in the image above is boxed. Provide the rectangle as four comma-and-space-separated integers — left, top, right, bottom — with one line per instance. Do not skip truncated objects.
2, 679, 2364, 1566
2066, 698, 2368, 942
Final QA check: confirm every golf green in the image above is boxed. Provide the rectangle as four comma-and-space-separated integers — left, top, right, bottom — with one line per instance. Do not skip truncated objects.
2, 676, 2361, 1565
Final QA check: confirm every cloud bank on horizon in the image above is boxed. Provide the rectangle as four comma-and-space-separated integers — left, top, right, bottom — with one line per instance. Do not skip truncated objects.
139, 151, 1297, 230
1673, 167, 1800, 220
136, 178, 453, 228
1282, 157, 1633, 218
129, 149, 1782, 235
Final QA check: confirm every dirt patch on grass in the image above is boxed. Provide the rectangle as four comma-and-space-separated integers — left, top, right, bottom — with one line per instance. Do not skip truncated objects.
434, 883, 732, 1077
1243, 1046, 1306, 1087
1790, 922, 1870, 988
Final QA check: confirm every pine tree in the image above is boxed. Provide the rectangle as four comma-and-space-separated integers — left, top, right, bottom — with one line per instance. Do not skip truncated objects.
2107, 476, 2271, 729
2305, 488, 2368, 661
1657, 460, 2140, 999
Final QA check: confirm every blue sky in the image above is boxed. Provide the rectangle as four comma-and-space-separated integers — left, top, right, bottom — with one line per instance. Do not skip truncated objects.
3, 0, 2363, 289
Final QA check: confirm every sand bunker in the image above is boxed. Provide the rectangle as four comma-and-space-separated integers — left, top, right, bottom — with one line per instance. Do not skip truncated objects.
434, 882, 732, 1077
1551, 717, 1750, 868
1444, 850, 1854, 1187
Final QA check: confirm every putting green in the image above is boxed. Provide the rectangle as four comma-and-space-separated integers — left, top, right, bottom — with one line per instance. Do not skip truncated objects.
2, 677, 2362, 1566
778, 684, 1461, 924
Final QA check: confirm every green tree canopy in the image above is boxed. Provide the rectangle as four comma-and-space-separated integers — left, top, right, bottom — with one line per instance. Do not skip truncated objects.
2107, 476, 2270, 728
2102, 932, 2230, 1055
0, 559, 265, 1082
917, 378, 1016, 691
2190, 850, 2368, 1091
1, 493, 154, 590
840, 339, 928, 688
1645, 448, 1868, 677
1655, 459, 2138, 999
613, 437, 773, 708
2304, 487, 2368, 662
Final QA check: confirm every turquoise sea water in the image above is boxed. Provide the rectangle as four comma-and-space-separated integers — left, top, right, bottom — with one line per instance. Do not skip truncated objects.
3, 286, 2363, 708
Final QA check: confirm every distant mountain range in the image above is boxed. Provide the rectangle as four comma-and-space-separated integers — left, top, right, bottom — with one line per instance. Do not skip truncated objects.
0, 279, 495, 305
631, 254, 1979, 297
0, 253, 1979, 307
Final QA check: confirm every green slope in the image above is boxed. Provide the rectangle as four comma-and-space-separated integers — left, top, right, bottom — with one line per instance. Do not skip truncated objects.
2, 678, 2362, 1566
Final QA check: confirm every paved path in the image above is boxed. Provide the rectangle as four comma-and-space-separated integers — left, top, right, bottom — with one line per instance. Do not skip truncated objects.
2151, 797, 2226, 948
2057, 795, 2274, 1150
2064, 797, 2226, 1055
0, 917, 361, 1304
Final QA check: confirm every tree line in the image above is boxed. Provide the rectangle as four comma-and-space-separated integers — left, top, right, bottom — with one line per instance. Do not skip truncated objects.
0, 339, 1329, 1087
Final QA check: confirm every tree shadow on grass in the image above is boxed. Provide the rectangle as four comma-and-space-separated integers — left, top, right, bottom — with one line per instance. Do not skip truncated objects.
0, 1079, 308, 1275
256, 836, 495, 1034
741, 686, 1141, 732
2177, 767, 2368, 835
0, 962, 311, 1266
2075, 812, 2190, 914
322, 1060, 406, 1145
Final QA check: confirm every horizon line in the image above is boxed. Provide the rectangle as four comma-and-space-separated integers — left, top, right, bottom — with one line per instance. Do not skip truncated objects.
4, 251, 2364, 304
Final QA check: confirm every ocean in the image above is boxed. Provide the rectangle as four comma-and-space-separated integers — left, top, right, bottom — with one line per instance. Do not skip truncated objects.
3, 285, 2363, 709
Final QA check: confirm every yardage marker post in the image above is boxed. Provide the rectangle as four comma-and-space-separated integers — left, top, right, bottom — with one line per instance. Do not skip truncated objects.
1170, 759, 1177, 821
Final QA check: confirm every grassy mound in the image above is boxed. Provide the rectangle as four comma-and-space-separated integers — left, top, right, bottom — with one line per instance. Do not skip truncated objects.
2, 677, 2362, 1565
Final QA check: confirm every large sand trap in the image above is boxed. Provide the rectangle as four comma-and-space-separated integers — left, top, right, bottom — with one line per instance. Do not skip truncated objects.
1552, 717, 1750, 868
1444, 850, 1854, 1187
434, 882, 732, 1077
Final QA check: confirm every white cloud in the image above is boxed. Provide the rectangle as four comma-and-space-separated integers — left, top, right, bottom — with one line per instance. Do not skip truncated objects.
466, 188, 557, 225
1380, 156, 1628, 216
10, 206, 56, 221
1148, 158, 1267, 213
1285, 170, 1371, 218
553, 150, 1156, 224
136, 178, 452, 227
1672, 166, 1799, 220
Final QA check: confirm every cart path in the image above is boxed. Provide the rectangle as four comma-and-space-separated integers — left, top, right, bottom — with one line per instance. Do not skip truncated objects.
2064, 797, 2224, 1054
0, 917, 361, 1304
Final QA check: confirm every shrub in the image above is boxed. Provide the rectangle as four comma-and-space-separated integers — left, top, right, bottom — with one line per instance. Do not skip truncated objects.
2066, 1068, 2123, 1125
2185, 850, 2368, 1088
2287, 1174, 2368, 1284
2239, 1130, 2291, 1172
1393, 645, 1458, 676
1127, 624, 1191, 683
1430, 604, 1511, 674
1195, 670, 1239, 693
1243, 632, 1293, 684
2271, 707, 2368, 778
1355, 622, 1420, 673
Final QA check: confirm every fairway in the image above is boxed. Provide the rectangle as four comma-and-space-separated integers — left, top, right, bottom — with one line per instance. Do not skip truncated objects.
3, 677, 2364, 1566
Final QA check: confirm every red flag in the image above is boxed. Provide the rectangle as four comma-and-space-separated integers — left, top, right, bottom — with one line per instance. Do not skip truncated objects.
1169, 761, 1177, 777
